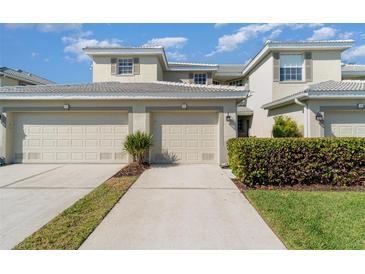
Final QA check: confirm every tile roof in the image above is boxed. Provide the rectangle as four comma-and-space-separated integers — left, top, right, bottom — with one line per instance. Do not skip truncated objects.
0, 81, 248, 100
306, 80, 365, 91
0, 67, 55, 85
262, 80, 365, 109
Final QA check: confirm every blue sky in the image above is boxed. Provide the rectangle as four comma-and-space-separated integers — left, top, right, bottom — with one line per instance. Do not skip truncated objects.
1, 23, 365, 84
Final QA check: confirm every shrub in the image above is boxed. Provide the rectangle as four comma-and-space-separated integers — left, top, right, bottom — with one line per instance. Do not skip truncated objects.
123, 131, 153, 164
272, 115, 302, 138
227, 137, 365, 186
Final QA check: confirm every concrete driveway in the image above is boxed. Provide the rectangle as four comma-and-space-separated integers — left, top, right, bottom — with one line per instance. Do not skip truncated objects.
0, 163, 123, 249
81, 164, 286, 249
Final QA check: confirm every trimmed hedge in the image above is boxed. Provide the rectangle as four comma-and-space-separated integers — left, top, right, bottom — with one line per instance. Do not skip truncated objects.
227, 137, 365, 186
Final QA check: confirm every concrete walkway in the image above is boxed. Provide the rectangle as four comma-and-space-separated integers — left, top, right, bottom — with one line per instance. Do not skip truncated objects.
0, 164, 123, 249
80, 164, 286, 249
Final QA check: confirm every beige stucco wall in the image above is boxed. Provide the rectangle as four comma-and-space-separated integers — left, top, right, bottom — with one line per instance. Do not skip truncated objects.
246, 54, 274, 137
164, 71, 191, 83
0, 99, 237, 165
92, 55, 162, 83
272, 50, 342, 100
308, 98, 365, 137
0, 77, 20, 86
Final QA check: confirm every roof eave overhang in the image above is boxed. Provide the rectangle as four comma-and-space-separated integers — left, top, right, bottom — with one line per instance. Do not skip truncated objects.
0, 91, 248, 101
262, 91, 365, 110
168, 67, 218, 72
83, 47, 169, 70
242, 41, 354, 78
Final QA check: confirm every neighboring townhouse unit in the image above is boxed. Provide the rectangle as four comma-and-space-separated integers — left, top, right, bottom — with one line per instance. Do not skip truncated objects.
341, 64, 365, 80
0, 39, 364, 165
0, 67, 55, 86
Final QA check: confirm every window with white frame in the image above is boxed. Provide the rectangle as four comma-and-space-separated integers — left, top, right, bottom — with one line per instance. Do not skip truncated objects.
194, 73, 207, 85
280, 54, 304, 81
118, 58, 133, 74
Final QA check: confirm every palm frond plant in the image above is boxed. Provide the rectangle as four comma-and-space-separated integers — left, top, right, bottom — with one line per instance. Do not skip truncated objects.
123, 131, 153, 164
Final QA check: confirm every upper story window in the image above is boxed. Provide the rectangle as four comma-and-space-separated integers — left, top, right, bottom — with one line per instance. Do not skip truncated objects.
118, 58, 134, 75
194, 73, 207, 85
280, 54, 304, 81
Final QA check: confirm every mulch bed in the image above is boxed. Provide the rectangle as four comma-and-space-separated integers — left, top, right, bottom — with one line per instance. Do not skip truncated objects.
232, 179, 365, 192
114, 163, 150, 177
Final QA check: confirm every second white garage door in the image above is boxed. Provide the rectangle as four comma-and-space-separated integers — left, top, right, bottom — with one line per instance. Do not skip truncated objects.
13, 112, 129, 163
151, 112, 219, 164
324, 111, 365, 137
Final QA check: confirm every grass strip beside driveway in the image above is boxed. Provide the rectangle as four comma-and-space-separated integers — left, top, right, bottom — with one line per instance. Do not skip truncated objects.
14, 175, 138, 250
245, 190, 365, 250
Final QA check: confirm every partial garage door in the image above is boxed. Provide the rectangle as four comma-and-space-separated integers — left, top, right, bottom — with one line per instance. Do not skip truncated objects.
151, 112, 218, 164
324, 111, 365, 137
13, 112, 129, 163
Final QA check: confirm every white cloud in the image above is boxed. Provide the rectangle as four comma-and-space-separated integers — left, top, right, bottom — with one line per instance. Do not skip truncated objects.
62, 34, 122, 62
206, 23, 282, 56
308, 27, 336, 40
338, 31, 355, 40
342, 44, 365, 61
5, 23, 82, 32
266, 29, 282, 40
143, 37, 188, 49
31, 52, 39, 58
214, 23, 229, 29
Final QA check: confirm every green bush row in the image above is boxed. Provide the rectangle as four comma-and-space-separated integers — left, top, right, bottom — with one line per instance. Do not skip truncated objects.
227, 137, 365, 186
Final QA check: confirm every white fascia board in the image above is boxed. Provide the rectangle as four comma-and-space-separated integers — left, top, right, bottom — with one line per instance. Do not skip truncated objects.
0, 92, 248, 101
168, 66, 218, 71
262, 93, 308, 110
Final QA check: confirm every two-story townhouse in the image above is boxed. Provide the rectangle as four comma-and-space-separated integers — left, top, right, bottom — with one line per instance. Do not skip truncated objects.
0, 47, 247, 165
0, 40, 364, 166
0, 67, 55, 86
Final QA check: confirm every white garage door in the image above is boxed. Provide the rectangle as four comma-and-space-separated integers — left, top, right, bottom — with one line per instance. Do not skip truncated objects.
324, 111, 365, 137
151, 112, 218, 164
13, 112, 129, 163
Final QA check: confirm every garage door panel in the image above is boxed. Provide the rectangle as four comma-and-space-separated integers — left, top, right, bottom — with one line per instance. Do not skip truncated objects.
151, 112, 218, 164
14, 112, 128, 163
325, 111, 365, 137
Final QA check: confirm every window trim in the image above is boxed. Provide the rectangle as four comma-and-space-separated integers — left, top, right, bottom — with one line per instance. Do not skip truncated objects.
193, 73, 207, 85
279, 53, 305, 83
117, 58, 134, 75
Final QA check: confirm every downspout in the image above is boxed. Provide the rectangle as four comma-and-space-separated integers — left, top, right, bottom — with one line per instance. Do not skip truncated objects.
294, 98, 309, 137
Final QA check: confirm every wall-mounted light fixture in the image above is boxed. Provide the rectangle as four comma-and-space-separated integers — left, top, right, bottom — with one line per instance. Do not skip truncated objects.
181, 103, 187, 110
315, 112, 324, 122
64, 104, 70, 111
357, 103, 364, 109
226, 113, 232, 122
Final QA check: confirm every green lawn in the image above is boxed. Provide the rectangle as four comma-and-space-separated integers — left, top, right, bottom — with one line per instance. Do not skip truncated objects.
14, 175, 138, 250
245, 190, 365, 250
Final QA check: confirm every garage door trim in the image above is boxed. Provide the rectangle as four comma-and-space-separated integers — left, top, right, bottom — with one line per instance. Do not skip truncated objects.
146, 106, 223, 112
